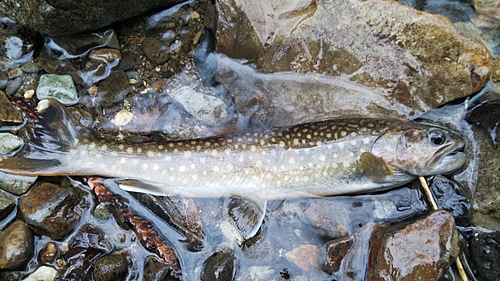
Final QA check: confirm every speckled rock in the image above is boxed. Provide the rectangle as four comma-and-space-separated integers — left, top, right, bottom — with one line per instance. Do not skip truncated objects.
216, 0, 491, 116
0, 220, 34, 270
284, 244, 320, 272
473, 0, 500, 20
0, 133, 23, 155
0, 0, 188, 35
39, 242, 58, 265
18, 182, 82, 239
36, 74, 79, 105
0, 171, 37, 195
368, 211, 459, 280
93, 252, 129, 281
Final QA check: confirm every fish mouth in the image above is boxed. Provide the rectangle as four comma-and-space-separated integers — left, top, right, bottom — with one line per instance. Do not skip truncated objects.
426, 139, 467, 175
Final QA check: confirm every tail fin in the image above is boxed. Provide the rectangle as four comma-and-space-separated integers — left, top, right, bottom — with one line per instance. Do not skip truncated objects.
0, 98, 89, 175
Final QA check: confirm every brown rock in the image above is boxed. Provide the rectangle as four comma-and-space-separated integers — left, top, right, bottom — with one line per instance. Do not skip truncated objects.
322, 236, 353, 274
89, 48, 122, 63
0, 90, 22, 125
93, 252, 129, 281
216, 0, 491, 115
0, 220, 34, 270
368, 210, 459, 281
18, 182, 82, 239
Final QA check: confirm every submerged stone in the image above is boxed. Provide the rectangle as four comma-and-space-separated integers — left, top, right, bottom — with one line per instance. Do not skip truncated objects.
36, 74, 78, 105
0, 171, 37, 195
93, 252, 129, 281
0, 91, 22, 125
201, 250, 238, 281
0, 133, 23, 155
216, 0, 491, 116
470, 231, 500, 281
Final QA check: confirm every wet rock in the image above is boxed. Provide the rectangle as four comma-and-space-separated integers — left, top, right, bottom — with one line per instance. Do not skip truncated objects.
39, 242, 59, 265
0, 171, 37, 195
97, 70, 131, 107
89, 48, 122, 63
303, 200, 351, 239
0, 189, 15, 220
111, 109, 134, 127
118, 52, 140, 71
18, 182, 82, 239
469, 231, 500, 281
284, 244, 320, 272
142, 36, 173, 65
5, 76, 22, 96
36, 74, 78, 105
61, 224, 110, 280
0, 0, 187, 36
322, 236, 353, 274
0, 26, 37, 69
0, 70, 8, 89
93, 252, 129, 281
429, 175, 472, 226
201, 250, 238, 281
21, 266, 58, 281
0, 220, 34, 270
143, 257, 170, 281
493, 58, 500, 84
216, 54, 410, 126
47, 29, 120, 57
38, 56, 82, 84
216, 0, 491, 115
473, 0, 500, 20
368, 211, 459, 280
169, 86, 234, 126
421, 0, 475, 22
0, 133, 23, 154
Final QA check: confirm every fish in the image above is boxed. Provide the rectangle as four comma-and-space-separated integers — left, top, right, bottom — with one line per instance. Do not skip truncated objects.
0, 98, 467, 238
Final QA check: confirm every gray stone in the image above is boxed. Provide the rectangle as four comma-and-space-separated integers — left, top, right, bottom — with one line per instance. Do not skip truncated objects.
0, 133, 23, 155
0, 0, 189, 36
21, 266, 58, 281
170, 86, 233, 126
0, 171, 37, 195
4, 76, 22, 96
0, 189, 15, 220
36, 74, 78, 105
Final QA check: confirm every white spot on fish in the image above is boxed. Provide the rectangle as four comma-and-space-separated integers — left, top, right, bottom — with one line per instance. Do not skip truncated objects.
363, 138, 370, 144
164, 156, 172, 162
118, 144, 124, 150
192, 174, 198, 181
213, 166, 220, 172
319, 155, 326, 162
349, 152, 354, 157
127, 147, 133, 154
142, 163, 148, 170
350, 140, 357, 146
137, 148, 142, 153
190, 164, 196, 169
250, 145, 257, 152
179, 166, 186, 172
288, 158, 296, 165
153, 164, 160, 171
338, 142, 345, 149
256, 160, 262, 168
147, 151, 154, 157
158, 145, 164, 150
120, 157, 126, 164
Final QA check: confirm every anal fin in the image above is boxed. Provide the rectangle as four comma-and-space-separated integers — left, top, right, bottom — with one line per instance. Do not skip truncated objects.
226, 195, 267, 240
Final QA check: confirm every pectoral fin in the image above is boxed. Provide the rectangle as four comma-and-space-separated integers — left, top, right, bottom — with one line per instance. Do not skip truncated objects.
226, 195, 267, 240
116, 179, 167, 196
358, 152, 393, 182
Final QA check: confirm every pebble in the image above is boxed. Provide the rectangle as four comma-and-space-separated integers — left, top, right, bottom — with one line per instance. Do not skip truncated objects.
5, 76, 23, 96
142, 36, 173, 65
89, 48, 122, 63
36, 74, 79, 105
0, 133, 23, 154
143, 257, 170, 281
21, 266, 58, 281
39, 242, 58, 265
470, 231, 500, 281
170, 86, 233, 126
0, 189, 15, 221
97, 70, 131, 107
111, 109, 134, 127
201, 250, 238, 281
0, 220, 34, 270
368, 210, 459, 280
322, 236, 353, 274
18, 182, 82, 239
93, 252, 129, 281
284, 244, 320, 272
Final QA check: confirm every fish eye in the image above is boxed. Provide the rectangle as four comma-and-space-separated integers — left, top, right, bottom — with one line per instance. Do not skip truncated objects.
429, 129, 447, 146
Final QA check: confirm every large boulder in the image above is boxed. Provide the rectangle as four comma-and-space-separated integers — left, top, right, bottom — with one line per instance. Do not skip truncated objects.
0, 0, 187, 35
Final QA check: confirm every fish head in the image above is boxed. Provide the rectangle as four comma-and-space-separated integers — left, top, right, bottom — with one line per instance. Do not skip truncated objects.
372, 123, 467, 177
